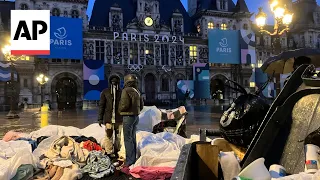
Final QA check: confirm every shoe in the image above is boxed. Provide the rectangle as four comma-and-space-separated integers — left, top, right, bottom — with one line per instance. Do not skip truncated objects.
120, 166, 130, 175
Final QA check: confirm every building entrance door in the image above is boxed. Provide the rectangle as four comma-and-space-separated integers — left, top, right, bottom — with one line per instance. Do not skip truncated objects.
56, 77, 77, 110
144, 73, 156, 102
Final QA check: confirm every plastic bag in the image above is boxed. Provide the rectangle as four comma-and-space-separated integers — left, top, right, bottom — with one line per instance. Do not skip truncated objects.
219, 79, 270, 148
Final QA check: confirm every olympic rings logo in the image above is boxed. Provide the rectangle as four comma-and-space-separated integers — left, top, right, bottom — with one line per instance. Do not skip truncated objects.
128, 64, 143, 72
162, 65, 172, 72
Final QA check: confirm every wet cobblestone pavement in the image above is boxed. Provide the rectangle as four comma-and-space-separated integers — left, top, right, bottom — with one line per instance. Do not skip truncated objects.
0, 105, 225, 138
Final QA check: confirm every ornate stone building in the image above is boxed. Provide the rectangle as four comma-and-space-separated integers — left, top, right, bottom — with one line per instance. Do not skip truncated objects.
87, 0, 254, 104
0, 0, 255, 109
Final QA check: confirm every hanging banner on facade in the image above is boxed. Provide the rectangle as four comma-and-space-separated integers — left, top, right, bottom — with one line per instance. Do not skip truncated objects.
177, 80, 194, 99
192, 63, 210, 99
193, 63, 209, 81
240, 30, 256, 64
0, 61, 18, 81
39, 16, 83, 59
209, 29, 240, 64
83, 60, 106, 100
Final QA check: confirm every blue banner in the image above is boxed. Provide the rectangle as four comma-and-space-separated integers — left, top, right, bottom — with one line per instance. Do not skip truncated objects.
83, 60, 105, 100
193, 63, 209, 81
39, 16, 83, 59
209, 29, 240, 64
0, 61, 18, 81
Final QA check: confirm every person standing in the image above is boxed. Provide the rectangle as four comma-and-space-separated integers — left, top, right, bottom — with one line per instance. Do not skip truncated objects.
118, 74, 144, 174
98, 74, 123, 158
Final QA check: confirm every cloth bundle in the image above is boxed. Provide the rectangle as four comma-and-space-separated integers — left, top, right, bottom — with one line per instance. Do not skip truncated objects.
44, 136, 89, 165
81, 151, 115, 179
160, 106, 187, 121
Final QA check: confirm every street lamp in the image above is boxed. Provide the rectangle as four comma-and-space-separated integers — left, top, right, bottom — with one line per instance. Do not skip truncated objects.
1, 40, 27, 119
256, 1, 293, 37
36, 74, 49, 108
255, 0, 293, 96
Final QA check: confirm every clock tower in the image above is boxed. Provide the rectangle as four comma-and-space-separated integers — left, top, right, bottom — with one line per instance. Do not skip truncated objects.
136, 0, 160, 28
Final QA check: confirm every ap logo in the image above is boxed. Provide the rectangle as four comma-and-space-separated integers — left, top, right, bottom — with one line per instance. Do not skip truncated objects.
10, 10, 50, 55
219, 38, 228, 48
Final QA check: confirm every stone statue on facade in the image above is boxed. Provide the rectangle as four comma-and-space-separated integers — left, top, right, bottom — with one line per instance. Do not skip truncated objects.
112, 14, 121, 31
144, 3, 151, 13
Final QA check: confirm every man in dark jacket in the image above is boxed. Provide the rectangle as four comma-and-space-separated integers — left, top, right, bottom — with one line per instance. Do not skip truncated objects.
98, 74, 122, 157
118, 74, 144, 173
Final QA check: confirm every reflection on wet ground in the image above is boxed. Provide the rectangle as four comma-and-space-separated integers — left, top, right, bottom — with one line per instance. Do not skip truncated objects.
0, 105, 225, 138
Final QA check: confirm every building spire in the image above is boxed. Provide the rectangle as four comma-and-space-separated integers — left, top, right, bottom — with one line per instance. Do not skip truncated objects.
234, 0, 249, 13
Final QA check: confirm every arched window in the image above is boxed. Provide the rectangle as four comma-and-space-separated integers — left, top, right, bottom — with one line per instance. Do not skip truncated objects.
52, 8, 60, 16
208, 22, 214, 29
161, 75, 170, 92
71, 10, 79, 18
243, 24, 248, 30
197, 24, 201, 33
220, 23, 227, 30
20, 3, 28, 10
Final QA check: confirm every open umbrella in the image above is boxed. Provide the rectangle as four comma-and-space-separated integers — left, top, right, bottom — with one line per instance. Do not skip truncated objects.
261, 48, 320, 75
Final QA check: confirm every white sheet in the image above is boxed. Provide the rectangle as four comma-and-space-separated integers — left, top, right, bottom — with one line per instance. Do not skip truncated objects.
29, 124, 106, 145
0, 148, 37, 180
0, 140, 32, 159
131, 132, 187, 169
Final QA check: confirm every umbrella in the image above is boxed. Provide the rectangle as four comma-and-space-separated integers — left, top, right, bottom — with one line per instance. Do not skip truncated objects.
261, 48, 320, 75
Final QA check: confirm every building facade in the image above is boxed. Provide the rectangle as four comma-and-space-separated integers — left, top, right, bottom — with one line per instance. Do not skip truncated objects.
87, 0, 254, 105
5, 0, 319, 109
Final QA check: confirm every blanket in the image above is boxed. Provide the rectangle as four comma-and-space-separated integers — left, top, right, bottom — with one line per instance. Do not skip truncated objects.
130, 132, 187, 180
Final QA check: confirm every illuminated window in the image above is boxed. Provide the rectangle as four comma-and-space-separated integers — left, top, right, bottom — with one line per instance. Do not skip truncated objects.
52, 8, 60, 16
197, 25, 201, 32
208, 22, 214, 29
257, 60, 263, 68
221, 24, 227, 30
189, 46, 197, 64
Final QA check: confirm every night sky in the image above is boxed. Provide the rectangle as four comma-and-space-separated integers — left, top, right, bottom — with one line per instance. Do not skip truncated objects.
86, 0, 320, 24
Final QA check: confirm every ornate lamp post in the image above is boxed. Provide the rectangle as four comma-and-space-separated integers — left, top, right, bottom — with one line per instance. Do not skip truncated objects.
255, 0, 293, 95
1, 40, 26, 119
36, 74, 49, 108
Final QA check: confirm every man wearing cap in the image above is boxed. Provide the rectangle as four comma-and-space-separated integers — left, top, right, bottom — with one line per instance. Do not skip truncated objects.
118, 74, 144, 174
98, 74, 123, 158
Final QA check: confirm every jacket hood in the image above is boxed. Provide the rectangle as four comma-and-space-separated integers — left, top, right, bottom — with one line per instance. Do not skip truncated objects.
108, 74, 120, 87
124, 74, 138, 88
